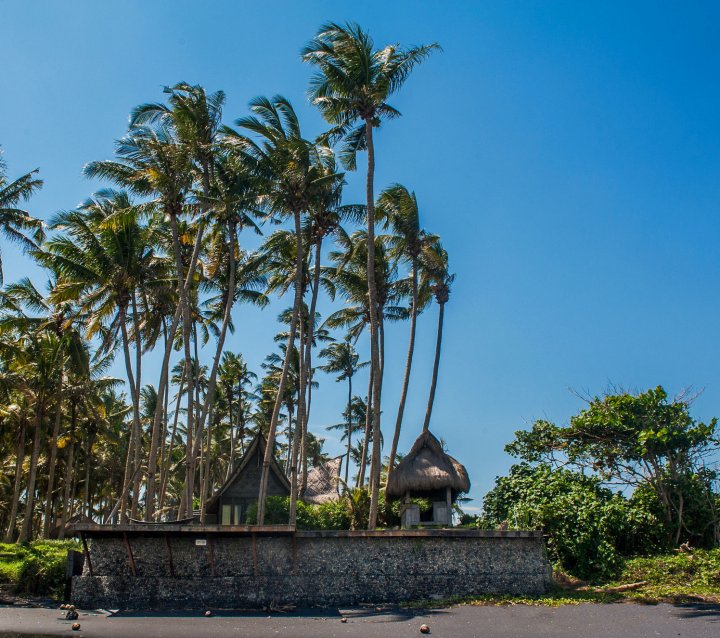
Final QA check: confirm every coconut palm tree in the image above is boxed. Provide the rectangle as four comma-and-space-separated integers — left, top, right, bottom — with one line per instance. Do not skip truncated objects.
0, 155, 44, 285
224, 95, 338, 524
218, 352, 257, 474
319, 338, 368, 485
420, 240, 455, 433
84, 119, 199, 517
323, 229, 408, 488
376, 185, 436, 475
38, 191, 155, 519
130, 83, 229, 520
302, 21, 439, 527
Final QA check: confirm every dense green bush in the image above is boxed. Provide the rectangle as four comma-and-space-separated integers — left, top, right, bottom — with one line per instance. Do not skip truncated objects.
482, 463, 661, 580
0, 540, 79, 599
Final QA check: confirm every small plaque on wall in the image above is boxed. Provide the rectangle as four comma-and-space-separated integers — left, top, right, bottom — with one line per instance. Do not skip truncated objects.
195, 538, 207, 547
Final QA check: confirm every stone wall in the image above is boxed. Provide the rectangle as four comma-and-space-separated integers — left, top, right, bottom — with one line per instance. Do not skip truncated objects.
72, 528, 550, 609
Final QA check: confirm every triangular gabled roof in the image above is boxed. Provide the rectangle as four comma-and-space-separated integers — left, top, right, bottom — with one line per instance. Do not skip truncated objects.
206, 433, 290, 514
386, 430, 470, 498
303, 456, 343, 504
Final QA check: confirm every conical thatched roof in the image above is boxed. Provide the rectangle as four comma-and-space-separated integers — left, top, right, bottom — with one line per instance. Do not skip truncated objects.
386, 430, 470, 498
303, 456, 343, 505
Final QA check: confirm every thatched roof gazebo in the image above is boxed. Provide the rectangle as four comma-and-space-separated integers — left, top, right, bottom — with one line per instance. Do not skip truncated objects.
386, 430, 470, 527
303, 456, 343, 505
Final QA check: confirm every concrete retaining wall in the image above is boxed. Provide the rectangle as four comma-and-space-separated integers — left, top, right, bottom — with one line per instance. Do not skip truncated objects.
71, 527, 550, 609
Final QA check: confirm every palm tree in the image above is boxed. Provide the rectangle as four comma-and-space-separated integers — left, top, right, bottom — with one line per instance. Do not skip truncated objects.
302, 21, 439, 528
376, 185, 436, 475
129, 83, 227, 519
420, 240, 455, 433
218, 352, 257, 474
0, 154, 44, 284
320, 338, 368, 485
39, 191, 155, 520
324, 229, 408, 486
225, 95, 337, 524
0, 276, 91, 537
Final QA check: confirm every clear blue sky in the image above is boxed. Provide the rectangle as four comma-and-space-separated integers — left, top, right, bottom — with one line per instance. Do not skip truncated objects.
2, 1, 719, 511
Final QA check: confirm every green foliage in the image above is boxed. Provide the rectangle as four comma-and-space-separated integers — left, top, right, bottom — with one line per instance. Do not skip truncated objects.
482, 464, 661, 580
241, 489, 427, 530
0, 540, 79, 599
244, 496, 352, 530
505, 387, 720, 549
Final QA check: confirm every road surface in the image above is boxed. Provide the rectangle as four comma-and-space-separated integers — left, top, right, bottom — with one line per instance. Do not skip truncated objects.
0, 602, 719, 637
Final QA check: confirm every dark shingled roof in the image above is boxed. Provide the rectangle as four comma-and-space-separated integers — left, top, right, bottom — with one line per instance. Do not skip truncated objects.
205, 433, 290, 514
303, 456, 343, 505
385, 430, 470, 498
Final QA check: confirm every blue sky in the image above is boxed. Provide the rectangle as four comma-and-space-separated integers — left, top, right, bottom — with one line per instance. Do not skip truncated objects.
1, 1, 719, 510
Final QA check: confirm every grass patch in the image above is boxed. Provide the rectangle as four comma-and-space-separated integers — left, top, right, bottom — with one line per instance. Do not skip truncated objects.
0, 540, 80, 600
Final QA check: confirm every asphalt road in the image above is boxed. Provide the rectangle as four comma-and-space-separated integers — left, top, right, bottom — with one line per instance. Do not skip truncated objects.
0, 603, 719, 638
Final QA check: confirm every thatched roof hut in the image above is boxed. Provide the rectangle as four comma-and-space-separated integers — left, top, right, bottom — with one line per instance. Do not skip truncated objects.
303, 456, 343, 505
386, 430, 470, 501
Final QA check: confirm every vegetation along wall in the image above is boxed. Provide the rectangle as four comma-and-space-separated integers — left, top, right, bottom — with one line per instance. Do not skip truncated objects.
71, 529, 551, 609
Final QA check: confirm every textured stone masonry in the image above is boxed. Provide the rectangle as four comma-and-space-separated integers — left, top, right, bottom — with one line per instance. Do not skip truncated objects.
71, 528, 551, 609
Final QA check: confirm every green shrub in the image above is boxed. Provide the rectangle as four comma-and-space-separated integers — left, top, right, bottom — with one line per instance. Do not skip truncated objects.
0, 540, 79, 599
483, 463, 641, 580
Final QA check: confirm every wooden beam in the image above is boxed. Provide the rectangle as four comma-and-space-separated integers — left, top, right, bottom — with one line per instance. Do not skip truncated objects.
123, 532, 137, 577
80, 532, 94, 577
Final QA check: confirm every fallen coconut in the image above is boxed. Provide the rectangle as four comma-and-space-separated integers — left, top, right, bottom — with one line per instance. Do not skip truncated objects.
340, 617, 347, 623
204, 610, 213, 617
71, 622, 80, 631
420, 624, 430, 634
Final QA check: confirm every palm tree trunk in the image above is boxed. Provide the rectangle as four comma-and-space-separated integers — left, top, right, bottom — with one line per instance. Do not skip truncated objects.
168, 212, 200, 519
19, 397, 45, 542
84, 427, 93, 519
157, 323, 170, 511
364, 120, 383, 530
345, 376, 352, 486
257, 208, 304, 525
43, 377, 64, 537
301, 373, 311, 494
423, 301, 445, 432
131, 293, 143, 518
119, 307, 141, 520
300, 239, 322, 495
191, 220, 237, 471
289, 320, 307, 524
148, 221, 205, 519
159, 368, 185, 516
357, 367, 373, 487
226, 384, 235, 481
199, 404, 215, 521
4, 420, 27, 542
387, 258, 418, 475
59, 400, 76, 539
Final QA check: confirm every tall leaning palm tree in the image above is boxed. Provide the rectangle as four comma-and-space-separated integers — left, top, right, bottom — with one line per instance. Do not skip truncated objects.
377, 185, 435, 476
0, 155, 44, 285
420, 240, 454, 433
302, 22, 439, 528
